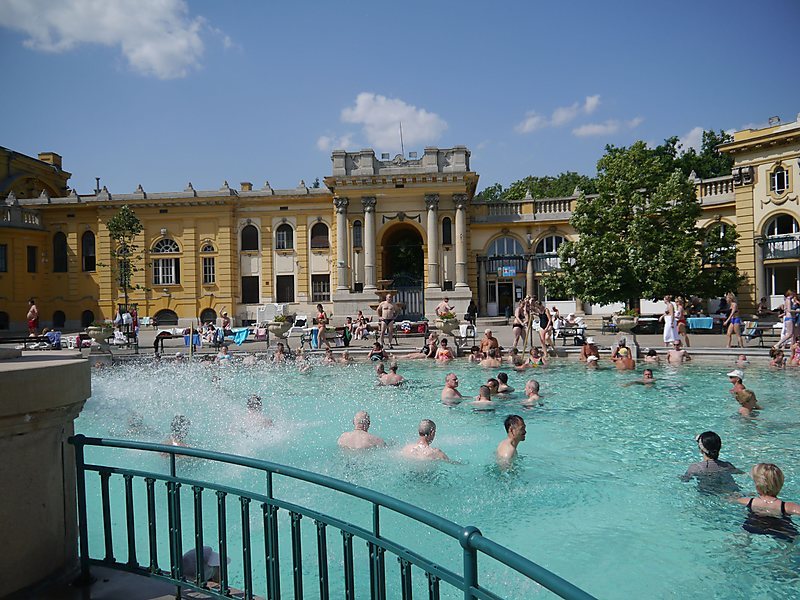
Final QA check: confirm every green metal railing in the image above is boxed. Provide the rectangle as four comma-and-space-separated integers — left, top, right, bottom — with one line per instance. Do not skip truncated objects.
70, 435, 595, 600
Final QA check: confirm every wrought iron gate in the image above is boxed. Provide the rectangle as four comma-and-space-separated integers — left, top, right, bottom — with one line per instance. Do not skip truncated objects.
392, 274, 424, 320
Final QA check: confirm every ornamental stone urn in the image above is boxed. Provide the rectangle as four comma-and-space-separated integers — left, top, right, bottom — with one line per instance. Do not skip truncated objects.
267, 320, 292, 338
436, 318, 460, 336
86, 325, 112, 342
612, 315, 639, 333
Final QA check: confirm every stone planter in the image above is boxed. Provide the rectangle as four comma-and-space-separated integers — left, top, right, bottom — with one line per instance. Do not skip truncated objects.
613, 316, 639, 332
436, 319, 460, 336
86, 326, 112, 342
267, 321, 292, 338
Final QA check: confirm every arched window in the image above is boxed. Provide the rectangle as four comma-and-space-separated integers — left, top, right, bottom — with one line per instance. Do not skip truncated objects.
352, 220, 363, 249
764, 214, 800, 260
487, 236, 525, 257
81, 310, 94, 328
535, 235, 565, 255
201, 243, 216, 284
52, 310, 66, 328
82, 231, 96, 271
442, 217, 453, 246
154, 309, 179, 326
765, 214, 799, 237
310, 222, 330, 249
152, 238, 180, 285
199, 308, 217, 324
53, 232, 68, 272
241, 224, 259, 251
276, 223, 294, 250
771, 167, 789, 195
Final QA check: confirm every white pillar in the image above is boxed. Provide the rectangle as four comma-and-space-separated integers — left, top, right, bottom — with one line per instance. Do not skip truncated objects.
362, 196, 377, 290
454, 194, 468, 288
425, 194, 440, 289
334, 197, 349, 291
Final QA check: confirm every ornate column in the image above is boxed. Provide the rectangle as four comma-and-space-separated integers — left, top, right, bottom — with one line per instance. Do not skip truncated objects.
425, 194, 440, 289
478, 258, 487, 315
453, 194, 469, 288
334, 197, 349, 291
526, 255, 535, 298
362, 196, 377, 290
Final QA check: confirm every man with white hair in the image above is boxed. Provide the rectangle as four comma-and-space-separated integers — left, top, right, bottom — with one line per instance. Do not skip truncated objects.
480, 329, 499, 354
521, 379, 541, 407
441, 372, 464, 405
401, 419, 450, 461
338, 411, 386, 449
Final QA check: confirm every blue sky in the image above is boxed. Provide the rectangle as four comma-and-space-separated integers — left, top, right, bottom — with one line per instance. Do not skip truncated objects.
1, 0, 798, 195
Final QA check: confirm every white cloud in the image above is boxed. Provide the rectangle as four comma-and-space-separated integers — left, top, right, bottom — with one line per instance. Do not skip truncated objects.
0, 0, 221, 79
516, 95, 601, 133
572, 116, 643, 137
316, 134, 354, 152
679, 126, 703, 152
340, 93, 447, 149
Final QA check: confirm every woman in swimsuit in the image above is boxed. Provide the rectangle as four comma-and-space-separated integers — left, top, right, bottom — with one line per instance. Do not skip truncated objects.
512, 299, 527, 350
316, 304, 331, 350
675, 296, 690, 348
788, 335, 800, 367
735, 463, 800, 542
774, 290, 798, 350
661, 295, 678, 346
537, 302, 553, 351
722, 292, 743, 348
681, 431, 742, 493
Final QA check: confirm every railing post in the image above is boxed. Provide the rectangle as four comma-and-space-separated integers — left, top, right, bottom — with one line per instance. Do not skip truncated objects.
72, 435, 91, 585
240, 496, 253, 600
264, 471, 281, 600
216, 491, 229, 596
459, 526, 481, 600
192, 486, 205, 587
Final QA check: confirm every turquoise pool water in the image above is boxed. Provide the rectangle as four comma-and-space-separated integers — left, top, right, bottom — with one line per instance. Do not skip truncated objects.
77, 358, 800, 599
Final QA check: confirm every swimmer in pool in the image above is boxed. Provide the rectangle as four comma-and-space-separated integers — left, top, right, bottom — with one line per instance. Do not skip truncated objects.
521, 379, 541, 407
322, 348, 336, 365
485, 378, 500, 396
273, 343, 286, 363
337, 411, 386, 449
435, 338, 455, 362
380, 364, 405, 386
245, 394, 273, 428
339, 350, 354, 364
680, 431, 741, 493
401, 419, 450, 461
368, 342, 390, 362
735, 463, 800, 541
441, 373, 464, 405
622, 369, 656, 387
496, 372, 514, 393
496, 415, 527, 468
479, 348, 502, 368
161, 415, 191, 456
470, 385, 496, 410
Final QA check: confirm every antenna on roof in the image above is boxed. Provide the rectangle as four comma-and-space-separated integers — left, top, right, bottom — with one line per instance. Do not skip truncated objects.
95, 177, 101, 194
399, 121, 405, 157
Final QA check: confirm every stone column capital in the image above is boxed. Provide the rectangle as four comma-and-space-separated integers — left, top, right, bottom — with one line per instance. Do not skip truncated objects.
424, 194, 440, 210
334, 197, 350, 213
452, 194, 469, 210
361, 196, 377, 212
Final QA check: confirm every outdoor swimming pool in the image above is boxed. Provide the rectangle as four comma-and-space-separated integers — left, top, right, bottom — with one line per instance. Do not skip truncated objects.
76, 358, 800, 599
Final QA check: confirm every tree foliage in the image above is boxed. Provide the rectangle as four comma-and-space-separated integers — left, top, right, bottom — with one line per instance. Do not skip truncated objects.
476, 172, 597, 201
106, 205, 145, 309
543, 141, 744, 307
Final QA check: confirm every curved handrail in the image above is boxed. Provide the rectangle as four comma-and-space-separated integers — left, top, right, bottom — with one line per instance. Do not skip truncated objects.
69, 434, 596, 600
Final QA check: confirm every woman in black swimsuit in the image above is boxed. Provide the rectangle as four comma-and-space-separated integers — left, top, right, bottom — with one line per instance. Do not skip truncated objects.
735, 463, 800, 541
512, 300, 527, 350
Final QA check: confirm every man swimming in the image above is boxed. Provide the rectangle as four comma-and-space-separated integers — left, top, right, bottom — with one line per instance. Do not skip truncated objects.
337, 411, 386, 449
496, 415, 527, 468
496, 372, 514, 393
479, 348, 502, 368
471, 385, 497, 410
245, 395, 274, 427
401, 419, 450, 461
380, 364, 405, 386
622, 369, 656, 387
441, 373, 464, 405
521, 379, 541, 407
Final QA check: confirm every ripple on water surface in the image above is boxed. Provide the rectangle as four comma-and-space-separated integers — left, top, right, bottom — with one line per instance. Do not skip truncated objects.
78, 358, 800, 599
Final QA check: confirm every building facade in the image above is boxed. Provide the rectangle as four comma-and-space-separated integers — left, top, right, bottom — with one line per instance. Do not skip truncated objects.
1, 114, 799, 331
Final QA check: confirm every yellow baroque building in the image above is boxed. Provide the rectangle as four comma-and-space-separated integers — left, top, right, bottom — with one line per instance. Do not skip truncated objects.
1, 114, 799, 332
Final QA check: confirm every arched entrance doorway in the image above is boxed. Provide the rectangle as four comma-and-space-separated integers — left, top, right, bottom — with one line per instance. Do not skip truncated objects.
381, 224, 424, 319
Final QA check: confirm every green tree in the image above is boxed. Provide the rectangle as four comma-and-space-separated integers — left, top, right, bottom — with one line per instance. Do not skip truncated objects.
105, 205, 145, 311
544, 141, 744, 308
475, 182, 504, 201
476, 172, 597, 201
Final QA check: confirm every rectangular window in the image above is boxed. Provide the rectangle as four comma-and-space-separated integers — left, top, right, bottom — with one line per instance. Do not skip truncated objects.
276, 229, 291, 250
202, 257, 215, 284
153, 258, 180, 285
311, 274, 331, 302
241, 276, 259, 304
27, 246, 37, 273
276, 275, 294, 303
0, 244, 7, 272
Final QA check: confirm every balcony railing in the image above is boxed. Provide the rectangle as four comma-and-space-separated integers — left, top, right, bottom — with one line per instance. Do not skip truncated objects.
0, 206, 43, 229
696, 175, 735, 206
764, 235, 800, 260
70, 435, 595, 600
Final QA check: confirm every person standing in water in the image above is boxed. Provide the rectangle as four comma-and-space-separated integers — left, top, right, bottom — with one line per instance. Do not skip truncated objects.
401, 419, 450, 461
496, 415, 527, 468
338, 411, 386, 449
680, 431, 742, 493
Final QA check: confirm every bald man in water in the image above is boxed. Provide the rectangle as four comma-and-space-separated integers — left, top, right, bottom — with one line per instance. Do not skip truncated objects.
401, 419, 450, 461
337, 411, 386, 449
